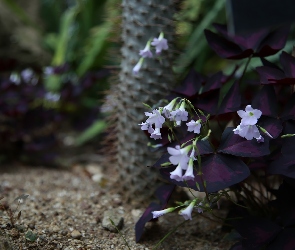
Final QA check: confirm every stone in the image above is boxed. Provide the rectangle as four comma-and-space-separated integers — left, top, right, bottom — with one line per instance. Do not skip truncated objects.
102, 209, 124, 233
71, 230, 82, 239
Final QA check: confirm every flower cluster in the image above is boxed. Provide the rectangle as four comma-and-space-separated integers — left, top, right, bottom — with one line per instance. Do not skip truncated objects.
152, 199, 203, 221
133, 32, 168, 75
139, 99, 202, 140
233, 105, 272, 142
168, 145, 196, 181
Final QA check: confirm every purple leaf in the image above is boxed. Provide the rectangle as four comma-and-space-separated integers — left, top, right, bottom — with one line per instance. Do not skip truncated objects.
218, 81, 241, 115
193, 89, 219, 115
173, 69, 204, 97
261, 58, 281, 69
267, 229, 295, 250
159, 153, 250, 193
218, 127, 270, 157
252, 85, 277, 117
204, 29, 253, 59
280, 51, 295, 78
268, 154, 295, 178
135, 184, 175, 242
256, 66, 285, 84
201, 72, 224, 93
281, 93, 295, 121
155, 184, 175, 205
256, 26, 290, 57
232, 217, 282, 249
135, 202, 163, 242
258, 116, 282, 139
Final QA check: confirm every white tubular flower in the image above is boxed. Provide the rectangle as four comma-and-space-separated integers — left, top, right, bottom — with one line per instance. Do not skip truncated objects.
145, 109, 165, 128
162, 99, 177, 119
150, 128, 162, 140
167, 145, 191, 170
237, 105, 262, 125
170, 102, 188, 125
182, 158, 195, 181
138, 121, 154, 134
151, 32, 168, 54
139, 40, 153, 58
186, 119, 202, 134
170, 163, 183, 181
179, 200, 196, 220
133, 57, 144, 75
233, 124, 262, 140
152, 207, 175, 219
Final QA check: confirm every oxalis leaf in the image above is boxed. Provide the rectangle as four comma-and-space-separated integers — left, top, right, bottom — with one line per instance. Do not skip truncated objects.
135, 185, 175, 242
159, 154, 250, 193
218, 127, 270, 157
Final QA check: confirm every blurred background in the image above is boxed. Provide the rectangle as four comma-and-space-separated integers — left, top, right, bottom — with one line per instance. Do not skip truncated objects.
0, 0, 293, 167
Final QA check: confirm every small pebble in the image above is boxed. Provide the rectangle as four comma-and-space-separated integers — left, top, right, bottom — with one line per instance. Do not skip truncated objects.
71, 230, 82, 239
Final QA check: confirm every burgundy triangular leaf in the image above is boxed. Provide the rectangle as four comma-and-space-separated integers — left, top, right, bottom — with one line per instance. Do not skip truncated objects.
260, 58, 281, 70
218, 127, 270, 157
212, 23, 269, 50
281, 93, 295, 121
159, 154, 250, 193
218, 81, 241, 115
267, 229, 295, 250
281, 121, 295, 155
268, 154, 295, 178
135, 202, 163, 242
204, 29, 253, 59
173, 69, 204, 97
202, 71, 224, 93
256, 66, 285, 84
155, 184, 175, 205
280, 51, 295, 78
256, 26, 290, 57
252, 85, 277, 117
258, 116, 282, 139
194, 89, 219, 115
231, 217, 282, 249
152, 153, 170, 168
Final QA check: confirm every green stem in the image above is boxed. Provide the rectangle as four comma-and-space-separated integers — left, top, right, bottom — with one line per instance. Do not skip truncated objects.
238, 54, 253, 85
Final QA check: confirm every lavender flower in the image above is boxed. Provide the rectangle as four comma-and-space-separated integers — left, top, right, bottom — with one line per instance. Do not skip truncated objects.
186, 119, 202, 134
237, 105, 262, 125
139, 40, 153, 58
151, 32, 168, 54
179, 200, 196, 220
145, 109, 165, 128
152, 207, 175, 219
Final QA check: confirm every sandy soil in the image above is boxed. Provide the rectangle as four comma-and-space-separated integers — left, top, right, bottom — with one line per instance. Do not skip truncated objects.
0, 162, 233, 250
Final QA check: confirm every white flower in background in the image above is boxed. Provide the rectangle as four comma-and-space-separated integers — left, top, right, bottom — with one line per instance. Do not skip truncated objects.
237, 105, 262, 125
186, 119, 202, 134
233, 124, 262, 141
45, 92, 60, 102
179, 200, 196, 220
9, 73, 21, 85
151, 32, 168, 54
145, 109, 165, 128
133, 57, 144, 75
150, 128, 162, 140
138, 121, 154, 134
152, 207, 175, 219
167, 145, 191, 170
169, 163, 183, 181
182, 158, 195, 181
139, 40, 153, 58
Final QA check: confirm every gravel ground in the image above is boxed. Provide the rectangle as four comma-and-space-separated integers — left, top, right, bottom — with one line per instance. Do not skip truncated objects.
0, 163, 233, 250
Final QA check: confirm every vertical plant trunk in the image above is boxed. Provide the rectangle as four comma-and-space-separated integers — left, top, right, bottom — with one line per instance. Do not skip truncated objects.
113, 0, 176, 202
